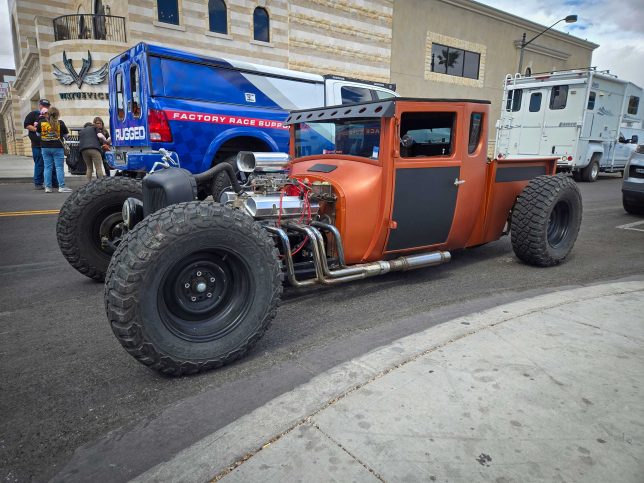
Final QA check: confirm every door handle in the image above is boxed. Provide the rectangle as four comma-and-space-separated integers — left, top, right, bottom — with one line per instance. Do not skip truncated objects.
454, 178, 466, 186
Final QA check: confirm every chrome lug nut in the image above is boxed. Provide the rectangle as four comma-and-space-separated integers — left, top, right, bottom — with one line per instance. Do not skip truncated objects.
184, 283, 190, 288
190, 296, 197, 302
210, 277, 215, 282
196, 271, 202, 276
207, 293, 212, 298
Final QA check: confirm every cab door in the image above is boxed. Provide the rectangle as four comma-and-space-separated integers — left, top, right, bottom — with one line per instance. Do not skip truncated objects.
385, 109, 462, 252
122, 55, 148, 147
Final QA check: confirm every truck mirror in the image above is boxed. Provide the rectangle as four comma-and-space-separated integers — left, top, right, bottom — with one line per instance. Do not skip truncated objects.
632, 135, 639, 144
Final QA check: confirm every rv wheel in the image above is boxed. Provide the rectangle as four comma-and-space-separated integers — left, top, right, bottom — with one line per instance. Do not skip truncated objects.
580, 155, 600, 182
511, 175, 582, 267
57, 178, 142, 281
105, 201, 282, 376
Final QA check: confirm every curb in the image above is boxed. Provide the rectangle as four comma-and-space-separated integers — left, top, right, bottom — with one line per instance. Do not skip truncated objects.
0, 177, 35, 183
133, 280, 644, 482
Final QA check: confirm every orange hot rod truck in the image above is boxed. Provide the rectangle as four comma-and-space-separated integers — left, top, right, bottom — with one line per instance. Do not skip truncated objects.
57, 98, 582, 375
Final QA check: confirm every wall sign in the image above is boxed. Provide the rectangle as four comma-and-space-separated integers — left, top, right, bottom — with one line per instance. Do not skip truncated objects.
53, 51, 108, 88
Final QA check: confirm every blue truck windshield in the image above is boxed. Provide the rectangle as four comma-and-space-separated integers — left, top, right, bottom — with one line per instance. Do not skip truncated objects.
294, 119, 381, 159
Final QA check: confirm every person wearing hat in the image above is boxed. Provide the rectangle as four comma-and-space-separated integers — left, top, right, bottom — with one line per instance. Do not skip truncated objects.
23, 99, 58, 190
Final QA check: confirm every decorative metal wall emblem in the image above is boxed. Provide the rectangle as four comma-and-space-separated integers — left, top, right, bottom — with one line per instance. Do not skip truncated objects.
53, 51, 108, 88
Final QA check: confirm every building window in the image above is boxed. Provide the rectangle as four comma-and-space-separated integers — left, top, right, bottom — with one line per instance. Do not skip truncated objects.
115, 71, 125, 121
209, 0, 227, 34
525, 67, 532, 76
430, 43, 480, 80
587, 91, 596, 110
549, 85, 568, 110
529, 92, 542, 112
506, 89, 522, 112
158, 0, 180, 25
628, 96, 640, 115
400, 112, 455, 158
130, 65, 141, 118
253, 7, 269, 43
468, 113, 483, 154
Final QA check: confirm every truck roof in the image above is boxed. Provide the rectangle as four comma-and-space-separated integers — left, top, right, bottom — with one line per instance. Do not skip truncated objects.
505, 69, 643, 91
284, 97, 490, 125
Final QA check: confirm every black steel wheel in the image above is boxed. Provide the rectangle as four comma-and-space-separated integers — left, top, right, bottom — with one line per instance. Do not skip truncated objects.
511, 175, 582, 267
105, 201, 282, 376
57, 177, 142, 281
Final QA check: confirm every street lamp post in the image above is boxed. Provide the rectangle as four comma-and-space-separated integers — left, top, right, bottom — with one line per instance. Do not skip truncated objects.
518, 14, 578, 74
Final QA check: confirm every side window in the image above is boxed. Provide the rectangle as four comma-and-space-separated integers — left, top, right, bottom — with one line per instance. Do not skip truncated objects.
115, 71, 125, 121
587, 91, 596, 110
208, 0, 227, 34
529, 92, 542, 112
628, 96, 640, 115
400, 112, 455, 158
341, 86, 372, 104
253, 7, 269, 42
157, 0, 180, 25
130, 65, 141, 119
468, 112, 483, 154
549, 85, 568, 110
506, 89, 522, 112
374, 89, 395, 100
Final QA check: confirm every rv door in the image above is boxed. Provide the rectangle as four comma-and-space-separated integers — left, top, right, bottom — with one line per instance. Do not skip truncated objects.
518, 89, 547, 155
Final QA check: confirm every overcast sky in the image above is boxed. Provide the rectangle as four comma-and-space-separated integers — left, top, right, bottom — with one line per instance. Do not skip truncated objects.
1, 0, 642, 86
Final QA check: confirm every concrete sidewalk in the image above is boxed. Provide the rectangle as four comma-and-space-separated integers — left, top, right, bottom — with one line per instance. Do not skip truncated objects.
135, 281, 644, 483
0, 154, 37, 182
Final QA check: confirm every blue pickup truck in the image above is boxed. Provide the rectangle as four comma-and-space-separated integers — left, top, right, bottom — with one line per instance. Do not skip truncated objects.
106, 42, 397, 183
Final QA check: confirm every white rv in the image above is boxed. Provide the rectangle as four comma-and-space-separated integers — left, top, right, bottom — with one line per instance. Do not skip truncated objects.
495, 69, 643, 182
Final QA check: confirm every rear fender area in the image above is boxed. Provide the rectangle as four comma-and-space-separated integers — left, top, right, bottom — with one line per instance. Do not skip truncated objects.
467, 157, 557, 246
203, 131, 278, 172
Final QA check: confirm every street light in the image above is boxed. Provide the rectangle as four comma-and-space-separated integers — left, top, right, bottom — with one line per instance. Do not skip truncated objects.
518, 14, 578, 74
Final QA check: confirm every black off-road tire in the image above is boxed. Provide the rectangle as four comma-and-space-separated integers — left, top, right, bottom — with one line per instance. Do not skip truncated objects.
623, 195, 644, 215
57, 177, 142, 281
105, 201, 282, 376
580, 155, 600, 182
211, 155, 241, 201
511, 175, 582, 267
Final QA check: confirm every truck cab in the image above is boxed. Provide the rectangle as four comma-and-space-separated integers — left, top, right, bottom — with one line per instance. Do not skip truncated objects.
105, 43, 397, 177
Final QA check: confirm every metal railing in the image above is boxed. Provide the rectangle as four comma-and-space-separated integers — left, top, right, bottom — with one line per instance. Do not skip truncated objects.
53, 14, 126, 42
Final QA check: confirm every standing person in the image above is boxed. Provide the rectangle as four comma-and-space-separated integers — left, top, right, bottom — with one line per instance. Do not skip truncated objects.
23, 99, 58, 189
78, 122, 104, 182
37, 106, 72, 193
93, 117, 112, 177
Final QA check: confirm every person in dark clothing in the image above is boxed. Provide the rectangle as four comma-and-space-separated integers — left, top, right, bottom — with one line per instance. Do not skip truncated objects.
78, 122, 104, 182
23, 99, 58, 189
37, 106, 71, 193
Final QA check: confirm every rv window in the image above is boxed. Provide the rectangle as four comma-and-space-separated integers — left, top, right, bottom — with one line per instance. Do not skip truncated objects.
341, 86, 373, 104
587, 91, 596, 110
468, 112, 483, 154
549, 85, 568, 110
506, 89, 522, 112
115, 71, 125, 121
130, 65, 141, 119
529, 93, 542, 112
400, 112, 455, 158
628, 96, 640, 115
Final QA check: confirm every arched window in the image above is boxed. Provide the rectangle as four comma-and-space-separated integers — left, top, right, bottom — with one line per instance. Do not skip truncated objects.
253, 7, 269, 43
525, 67, 532, 77
209, 0, 227, 34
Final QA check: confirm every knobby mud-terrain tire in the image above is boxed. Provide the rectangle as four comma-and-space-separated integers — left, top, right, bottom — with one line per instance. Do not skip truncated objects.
57, 177, 142, 281
580, 155, 600, 182
211, 156, 243, 202
511, 175, 582, 267
105, 201, 282, 376
623, 195, 644, 215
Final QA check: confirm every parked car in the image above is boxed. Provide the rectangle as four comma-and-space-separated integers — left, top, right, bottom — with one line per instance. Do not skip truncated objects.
622, 144, 644, 215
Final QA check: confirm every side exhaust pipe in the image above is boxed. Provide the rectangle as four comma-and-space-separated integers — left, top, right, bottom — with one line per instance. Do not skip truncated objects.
264, 224, 450, 288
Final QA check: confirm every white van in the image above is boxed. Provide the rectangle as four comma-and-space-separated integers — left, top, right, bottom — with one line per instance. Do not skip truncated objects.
495, 69, 643, 182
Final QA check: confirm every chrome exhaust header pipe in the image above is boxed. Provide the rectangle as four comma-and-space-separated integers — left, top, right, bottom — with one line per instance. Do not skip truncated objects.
267, 222, 450, 287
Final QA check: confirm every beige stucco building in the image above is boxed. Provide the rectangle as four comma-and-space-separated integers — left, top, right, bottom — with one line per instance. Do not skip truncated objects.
1, 0, 596, 156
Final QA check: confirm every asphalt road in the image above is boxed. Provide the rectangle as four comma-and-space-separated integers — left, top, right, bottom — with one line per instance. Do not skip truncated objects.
1, 174, 643, 482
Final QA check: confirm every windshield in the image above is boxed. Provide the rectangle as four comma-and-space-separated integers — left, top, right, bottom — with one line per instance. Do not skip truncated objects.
294, 118, 381, 159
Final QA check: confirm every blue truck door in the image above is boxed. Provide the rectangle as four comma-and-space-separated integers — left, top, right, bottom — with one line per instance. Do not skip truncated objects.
112, 55, 148, 147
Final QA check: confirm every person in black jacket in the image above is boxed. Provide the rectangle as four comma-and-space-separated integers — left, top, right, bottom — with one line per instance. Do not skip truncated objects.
78, 122, 104, 182
23, 99, 58, 189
